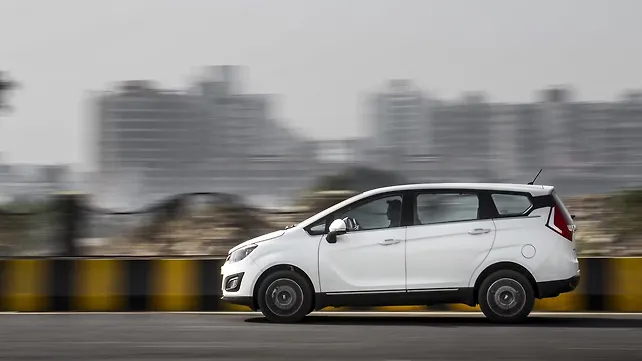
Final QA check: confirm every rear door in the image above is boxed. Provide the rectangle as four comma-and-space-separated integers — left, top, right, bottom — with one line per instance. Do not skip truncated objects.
405, 190, 496, 290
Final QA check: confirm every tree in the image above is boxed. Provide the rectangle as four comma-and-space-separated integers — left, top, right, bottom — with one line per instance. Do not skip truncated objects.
604, 189, 642, 242
0, 71, 18, 112
0, 198, 55, 256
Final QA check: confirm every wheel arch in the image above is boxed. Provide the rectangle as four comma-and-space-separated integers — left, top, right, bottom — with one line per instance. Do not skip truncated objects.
252, 264, 315, 311
472, 261, 539, 304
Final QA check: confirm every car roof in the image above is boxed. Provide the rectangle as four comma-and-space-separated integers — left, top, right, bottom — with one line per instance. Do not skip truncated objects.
361, 182, 554, 197
297, 182, 553, 229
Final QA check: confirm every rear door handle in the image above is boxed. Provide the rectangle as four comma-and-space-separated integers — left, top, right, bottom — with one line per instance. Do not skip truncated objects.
379, 239, 401, 246
468, 228, 491, 235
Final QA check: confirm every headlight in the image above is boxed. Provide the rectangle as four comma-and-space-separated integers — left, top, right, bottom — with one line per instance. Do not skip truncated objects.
228, 244, 257, 263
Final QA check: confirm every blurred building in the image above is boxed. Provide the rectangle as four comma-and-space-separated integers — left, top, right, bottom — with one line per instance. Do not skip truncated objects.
489, 104, 520, 181
364, 80, 436, 182
364, 81, 495, 183
609, 91, 642, 180
430, 93, 494, 181
314, 138, 365, 164
93, 80, 201, 194
91, 66, 316, 207
310, 138, 370, 181
522, 87, 642, 193
88, 67, 642, 204
0, 161, 72, 203
362, 82, 642, 194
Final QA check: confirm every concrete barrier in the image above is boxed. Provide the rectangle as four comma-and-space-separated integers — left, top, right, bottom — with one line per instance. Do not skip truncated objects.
0, 257, 640, 312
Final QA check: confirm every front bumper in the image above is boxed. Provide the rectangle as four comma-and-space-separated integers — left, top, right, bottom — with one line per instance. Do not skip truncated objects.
221, 296, 255, 309
537, 274, 580, 299
220, 257, 260, 299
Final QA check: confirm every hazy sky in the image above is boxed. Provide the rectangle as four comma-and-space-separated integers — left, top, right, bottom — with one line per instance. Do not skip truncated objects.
1, 0, 641, 168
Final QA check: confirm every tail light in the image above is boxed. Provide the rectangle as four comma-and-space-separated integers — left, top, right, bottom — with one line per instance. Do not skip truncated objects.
547, 205, 576, 241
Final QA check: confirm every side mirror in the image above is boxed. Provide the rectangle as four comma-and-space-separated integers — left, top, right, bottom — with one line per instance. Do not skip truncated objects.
326, 219, 347, 244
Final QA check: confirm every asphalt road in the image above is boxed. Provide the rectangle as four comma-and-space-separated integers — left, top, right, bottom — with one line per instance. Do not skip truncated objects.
1, 312, 642, 360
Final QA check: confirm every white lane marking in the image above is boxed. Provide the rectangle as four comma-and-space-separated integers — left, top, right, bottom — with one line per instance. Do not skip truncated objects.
5, 340, 363, 346
176, 325, 253, 330
8, 341, 365, 349
135, 341, 364, 348
569, 347, 642, 351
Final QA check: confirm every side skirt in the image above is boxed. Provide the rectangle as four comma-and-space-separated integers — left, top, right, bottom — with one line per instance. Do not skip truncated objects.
314, 288, 476, 310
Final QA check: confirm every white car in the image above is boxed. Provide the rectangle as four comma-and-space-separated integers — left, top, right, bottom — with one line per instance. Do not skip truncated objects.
221, 183, 580, 323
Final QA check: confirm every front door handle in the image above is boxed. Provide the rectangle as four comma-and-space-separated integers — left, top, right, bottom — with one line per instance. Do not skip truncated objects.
379, 239, 401, 246
468, 228, 491, 235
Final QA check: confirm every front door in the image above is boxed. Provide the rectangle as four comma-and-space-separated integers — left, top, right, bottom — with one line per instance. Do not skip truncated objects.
318, 193, 407, 293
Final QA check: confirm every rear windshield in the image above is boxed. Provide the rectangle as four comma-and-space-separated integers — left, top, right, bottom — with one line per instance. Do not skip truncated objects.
552, 191, 574, 224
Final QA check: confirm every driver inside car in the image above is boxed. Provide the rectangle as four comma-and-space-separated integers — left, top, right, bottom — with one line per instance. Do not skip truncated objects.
386, 199, 402, 228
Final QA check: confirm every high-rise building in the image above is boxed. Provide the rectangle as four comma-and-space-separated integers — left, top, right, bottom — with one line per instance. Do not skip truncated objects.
93, 80, 202, 197
365, 80, 434, 182
365, 81, 642, 193
605, 92, 642, 181
489, 104, 520, 181
430, 92, 493, 181
92, 66, 315, 206
538, 87, 575, 177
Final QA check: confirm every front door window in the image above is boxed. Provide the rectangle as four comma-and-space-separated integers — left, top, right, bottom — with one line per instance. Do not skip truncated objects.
336, 195, 404, 231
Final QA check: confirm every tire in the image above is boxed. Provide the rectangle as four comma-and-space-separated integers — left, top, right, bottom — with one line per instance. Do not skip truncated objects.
478, 270, 535, 324
257, 270, 313, 323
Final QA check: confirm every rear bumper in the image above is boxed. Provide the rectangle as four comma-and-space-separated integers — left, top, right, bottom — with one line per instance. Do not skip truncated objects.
537, 275, 580, 299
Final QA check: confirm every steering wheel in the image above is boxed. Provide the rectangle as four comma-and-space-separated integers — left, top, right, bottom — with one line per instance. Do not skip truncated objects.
343, 217, 361, 232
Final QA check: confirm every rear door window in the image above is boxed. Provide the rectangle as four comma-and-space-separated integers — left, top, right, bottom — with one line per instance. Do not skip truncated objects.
415, 193, 480, 225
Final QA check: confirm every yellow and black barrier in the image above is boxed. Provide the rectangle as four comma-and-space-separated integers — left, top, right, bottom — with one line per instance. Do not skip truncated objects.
0, 258, 227, 312
1, 257, 641, 312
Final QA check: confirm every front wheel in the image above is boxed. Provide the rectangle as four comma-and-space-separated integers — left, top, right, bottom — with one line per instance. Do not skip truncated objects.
478, 270, 535, 324
257, 270, 313, 323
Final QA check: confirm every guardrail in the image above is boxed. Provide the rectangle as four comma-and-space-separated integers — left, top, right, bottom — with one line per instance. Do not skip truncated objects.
1, 257, 641, 312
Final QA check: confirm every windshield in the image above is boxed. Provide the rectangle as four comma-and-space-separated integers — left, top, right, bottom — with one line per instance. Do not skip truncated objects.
297, 192, 364, 228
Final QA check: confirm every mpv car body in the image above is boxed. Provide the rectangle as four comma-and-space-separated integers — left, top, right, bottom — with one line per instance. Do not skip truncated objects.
221, 183, 580, 323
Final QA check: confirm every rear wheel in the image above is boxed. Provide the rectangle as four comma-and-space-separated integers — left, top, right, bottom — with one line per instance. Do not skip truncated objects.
257, 270, 313, 323
478, 270, 534, 324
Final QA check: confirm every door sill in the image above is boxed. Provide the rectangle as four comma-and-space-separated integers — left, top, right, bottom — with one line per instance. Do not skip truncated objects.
315, 288, 475, 310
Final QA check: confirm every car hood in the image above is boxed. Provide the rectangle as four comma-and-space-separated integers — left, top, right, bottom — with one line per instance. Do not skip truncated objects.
228, 229, 286, 253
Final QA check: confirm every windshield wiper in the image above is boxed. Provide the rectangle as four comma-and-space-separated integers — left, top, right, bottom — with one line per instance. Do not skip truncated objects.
284, 224, 296, 229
